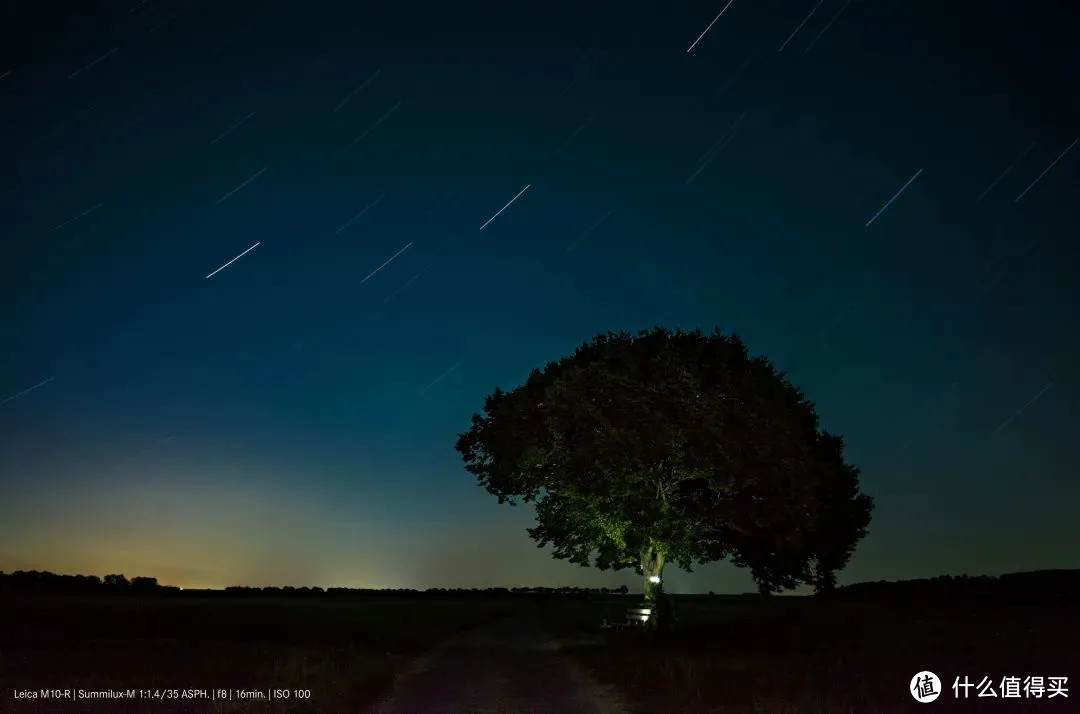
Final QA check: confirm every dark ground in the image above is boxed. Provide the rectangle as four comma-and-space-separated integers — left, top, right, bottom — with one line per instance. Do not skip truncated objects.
538, 594, 1080, 713
2, 591, 1077, 713
368, 609, 625, 714
0, 594, 517, 713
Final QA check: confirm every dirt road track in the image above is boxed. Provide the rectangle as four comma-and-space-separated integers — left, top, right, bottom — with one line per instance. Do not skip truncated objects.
368, 610, 628, 714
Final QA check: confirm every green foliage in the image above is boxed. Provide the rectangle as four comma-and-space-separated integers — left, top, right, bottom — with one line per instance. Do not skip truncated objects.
455, 327, 874, 594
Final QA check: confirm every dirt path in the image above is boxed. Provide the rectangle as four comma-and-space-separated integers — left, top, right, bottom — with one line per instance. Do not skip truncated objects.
367, 610, 628, 714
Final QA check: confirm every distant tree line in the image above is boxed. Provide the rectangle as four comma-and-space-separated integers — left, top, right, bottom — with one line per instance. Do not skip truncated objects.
0, 570, 631, 597
5, 569, 1076, 603
221, 584, 633, 597
0, 571, 177, 594
828, 570, 1080, 606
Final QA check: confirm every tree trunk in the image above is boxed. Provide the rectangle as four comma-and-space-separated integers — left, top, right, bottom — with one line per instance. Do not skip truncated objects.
641, 542, 666, 633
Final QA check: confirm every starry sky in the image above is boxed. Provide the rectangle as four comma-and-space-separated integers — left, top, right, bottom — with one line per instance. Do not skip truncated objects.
1, 0, 1077, 592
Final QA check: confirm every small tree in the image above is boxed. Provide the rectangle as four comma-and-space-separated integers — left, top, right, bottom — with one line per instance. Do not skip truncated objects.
103, 573, 129, 588
131, 576, 158, 591
455, 327, 873, 631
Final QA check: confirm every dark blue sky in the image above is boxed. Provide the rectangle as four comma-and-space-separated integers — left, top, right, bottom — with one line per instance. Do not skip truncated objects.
1, 0, 1077, 591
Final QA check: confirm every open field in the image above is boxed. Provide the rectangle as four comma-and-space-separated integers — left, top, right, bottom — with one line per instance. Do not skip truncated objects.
0, 594, 521, 713
539, 594, 1080, 713
3, 590, 1078, 713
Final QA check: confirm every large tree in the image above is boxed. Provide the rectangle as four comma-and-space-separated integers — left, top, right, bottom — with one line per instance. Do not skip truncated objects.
455, 327, 873, 629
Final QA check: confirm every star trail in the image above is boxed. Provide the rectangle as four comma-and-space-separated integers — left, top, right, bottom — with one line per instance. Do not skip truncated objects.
1, 0, 1077, 592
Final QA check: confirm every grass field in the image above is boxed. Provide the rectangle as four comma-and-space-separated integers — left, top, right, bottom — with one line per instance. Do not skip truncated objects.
538, 594, 1080, 712
3, 591, 1077, 713
0, 593, 520, 713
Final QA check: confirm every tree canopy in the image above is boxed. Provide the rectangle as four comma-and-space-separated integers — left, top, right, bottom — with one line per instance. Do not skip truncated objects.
455, 327, 873, 597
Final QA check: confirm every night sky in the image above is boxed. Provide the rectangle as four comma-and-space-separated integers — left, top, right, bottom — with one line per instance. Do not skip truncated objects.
2, 0, 1077, 592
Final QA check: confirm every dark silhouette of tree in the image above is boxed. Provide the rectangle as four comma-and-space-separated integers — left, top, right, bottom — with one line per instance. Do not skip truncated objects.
130, 576, 158, 590
103, 573, 129, 588
456, 327, 874, 630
